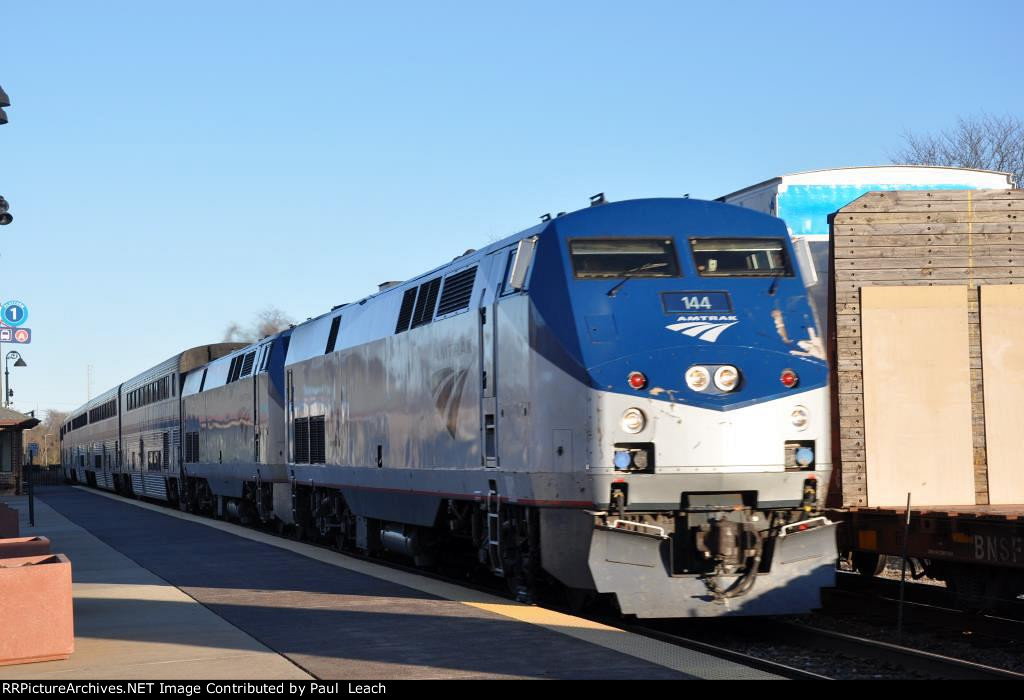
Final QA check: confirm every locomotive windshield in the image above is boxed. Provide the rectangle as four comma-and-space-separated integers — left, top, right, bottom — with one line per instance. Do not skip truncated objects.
569, 238, 680, 278
690, 238, 793, 277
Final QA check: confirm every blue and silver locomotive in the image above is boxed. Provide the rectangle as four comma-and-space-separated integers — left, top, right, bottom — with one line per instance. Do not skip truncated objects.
62, 197, 836, 617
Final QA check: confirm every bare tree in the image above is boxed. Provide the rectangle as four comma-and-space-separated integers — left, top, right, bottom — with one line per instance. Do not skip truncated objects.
892, 113, 1024, 186
23, 409, 69, 466
254, 307, 293, 339
223, 306, 294, 344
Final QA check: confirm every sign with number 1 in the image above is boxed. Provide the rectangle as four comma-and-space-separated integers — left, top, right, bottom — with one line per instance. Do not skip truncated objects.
1, 300, 28, 327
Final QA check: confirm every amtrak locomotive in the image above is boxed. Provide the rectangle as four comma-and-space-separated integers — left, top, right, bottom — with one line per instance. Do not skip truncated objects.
62, 197, 836, 617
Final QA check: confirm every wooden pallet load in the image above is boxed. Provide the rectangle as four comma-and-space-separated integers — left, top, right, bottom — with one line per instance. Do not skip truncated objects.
829, 188, 1024, 508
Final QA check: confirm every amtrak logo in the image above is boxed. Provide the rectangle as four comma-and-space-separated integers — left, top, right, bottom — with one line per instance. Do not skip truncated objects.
666, 315, 739, 343
432, 368, 470, 438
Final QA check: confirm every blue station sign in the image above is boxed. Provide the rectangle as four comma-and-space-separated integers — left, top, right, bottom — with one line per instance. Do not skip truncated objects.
1, 300, 28, 327
0, 326, 31, 344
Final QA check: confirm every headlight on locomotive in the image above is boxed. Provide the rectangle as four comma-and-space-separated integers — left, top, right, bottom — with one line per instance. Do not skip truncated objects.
621, 408, 646, 434
685, 366, 711, 392
791, 405, 810, 430
713, 365, 740, 392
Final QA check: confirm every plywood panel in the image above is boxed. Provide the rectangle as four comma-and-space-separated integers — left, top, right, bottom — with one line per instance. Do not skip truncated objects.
861, 286, 975, 506
980, 285, 1024, 504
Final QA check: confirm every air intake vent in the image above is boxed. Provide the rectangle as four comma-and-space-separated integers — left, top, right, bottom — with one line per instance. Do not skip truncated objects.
325, 316, 341, 354
228, 355, 243, 383
411, 277, 441, 328
309, 415, 326, 464
437, 266, 477, 316
294, 417, 309, 463
395, 288, 417, 333
240, 351, 256, 377
185, 432, 199, 463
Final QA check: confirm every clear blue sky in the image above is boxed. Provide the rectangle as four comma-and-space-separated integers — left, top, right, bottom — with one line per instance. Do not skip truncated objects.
2, 1, 1023, 417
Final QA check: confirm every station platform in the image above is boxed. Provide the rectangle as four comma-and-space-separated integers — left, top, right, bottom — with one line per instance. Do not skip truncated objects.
0, 486, 783, 680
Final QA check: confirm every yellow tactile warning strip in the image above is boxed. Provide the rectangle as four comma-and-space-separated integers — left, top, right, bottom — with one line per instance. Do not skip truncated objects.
75, 486, 781, 680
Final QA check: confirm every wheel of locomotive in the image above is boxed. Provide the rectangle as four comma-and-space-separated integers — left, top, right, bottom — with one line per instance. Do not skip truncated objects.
851, 551, 886, 577
167, 479, 180, 509
333, 510, 355, 552
564, 587, 597, 614
500, 506, 541, 604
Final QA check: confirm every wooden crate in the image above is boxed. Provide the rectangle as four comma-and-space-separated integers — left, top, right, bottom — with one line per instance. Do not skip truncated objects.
829, 189, 1024, 507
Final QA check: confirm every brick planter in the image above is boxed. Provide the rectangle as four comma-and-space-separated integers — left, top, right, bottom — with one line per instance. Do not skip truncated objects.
0, 503, 18, 538
0, 554, 74, 666
0, 536, 50, 559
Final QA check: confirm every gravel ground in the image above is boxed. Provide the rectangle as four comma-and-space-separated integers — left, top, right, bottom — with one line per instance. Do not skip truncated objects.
661, 612, 1022, 679
654, 564, 1023, 680
796, 610, 1024, 675
838, 555, 948, 586
660, 620, 934, 679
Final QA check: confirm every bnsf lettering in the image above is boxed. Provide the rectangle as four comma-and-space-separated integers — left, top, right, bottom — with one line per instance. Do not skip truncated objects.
973, 535, 1024, 564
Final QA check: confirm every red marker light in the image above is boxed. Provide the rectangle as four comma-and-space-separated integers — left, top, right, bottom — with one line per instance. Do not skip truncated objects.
627, 371, 647, 390
780, 369, 799, 388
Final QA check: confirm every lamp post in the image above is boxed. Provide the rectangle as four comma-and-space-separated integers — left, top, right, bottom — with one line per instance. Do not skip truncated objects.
4, 350, 26, 408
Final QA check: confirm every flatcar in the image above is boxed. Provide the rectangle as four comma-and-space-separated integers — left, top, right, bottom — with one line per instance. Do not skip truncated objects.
63, 196, 837, 617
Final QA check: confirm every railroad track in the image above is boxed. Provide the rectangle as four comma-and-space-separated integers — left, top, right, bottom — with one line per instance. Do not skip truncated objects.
835, 570, 1024, 617
823, 587, 1024, 644
620, 623, 830, 680
827, 571, 1024, 647
638, 616, 1024, 680
768, 619, 1024, 680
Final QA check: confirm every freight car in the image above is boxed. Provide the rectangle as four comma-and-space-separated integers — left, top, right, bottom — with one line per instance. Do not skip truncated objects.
826, 188, 1024, 605
62, 196, 837, 617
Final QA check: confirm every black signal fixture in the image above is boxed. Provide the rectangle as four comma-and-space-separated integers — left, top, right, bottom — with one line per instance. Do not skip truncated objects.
1, 83, 10, 225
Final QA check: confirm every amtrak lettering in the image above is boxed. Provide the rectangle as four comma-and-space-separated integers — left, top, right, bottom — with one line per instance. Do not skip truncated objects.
665, 315, 739, 343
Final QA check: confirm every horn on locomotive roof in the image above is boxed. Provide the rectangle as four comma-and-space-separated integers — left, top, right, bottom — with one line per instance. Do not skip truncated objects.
540, 213, 552, 222
589, 192, 606, 206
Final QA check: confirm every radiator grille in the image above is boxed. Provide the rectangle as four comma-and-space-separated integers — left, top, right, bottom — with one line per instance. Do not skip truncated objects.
437, 266, 477, 315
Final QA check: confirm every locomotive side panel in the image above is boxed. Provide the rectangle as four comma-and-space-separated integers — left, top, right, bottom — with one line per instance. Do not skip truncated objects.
202, 376, 254, 469
289, 309, 483, 471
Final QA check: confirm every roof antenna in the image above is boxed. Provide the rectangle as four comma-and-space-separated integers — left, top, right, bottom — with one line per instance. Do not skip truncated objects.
589, 192, 606, 206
